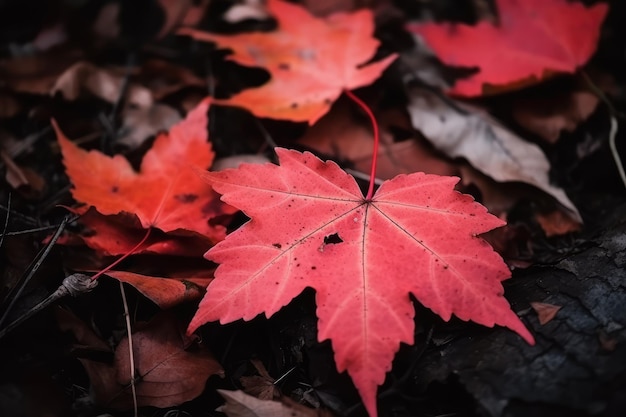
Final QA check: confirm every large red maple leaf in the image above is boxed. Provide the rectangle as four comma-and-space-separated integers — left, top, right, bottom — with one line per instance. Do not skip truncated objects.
54, 98, 235, 243
178, 0, 396, 124
408, 0, 608, 96
189, 149, 534, 417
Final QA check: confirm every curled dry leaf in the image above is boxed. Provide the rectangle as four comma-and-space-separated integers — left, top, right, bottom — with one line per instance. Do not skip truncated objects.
407, 0, 608, 96
406, 86, 581, 222
179, 0, 396, 124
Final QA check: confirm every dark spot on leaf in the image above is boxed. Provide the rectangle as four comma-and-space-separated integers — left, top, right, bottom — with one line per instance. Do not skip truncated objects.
323, 233, 343, 245
324, 98, 332, 104
278, 63, 290, 70
272, 243, 282, 249
291, 103, 298, 109
296, 263, 300, 267
111, 186, 119, 193
175, 193, 198, 203
311, 266, 316, 270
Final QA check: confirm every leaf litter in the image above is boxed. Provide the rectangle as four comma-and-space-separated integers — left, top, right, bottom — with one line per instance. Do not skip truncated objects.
1, 1, 624, 417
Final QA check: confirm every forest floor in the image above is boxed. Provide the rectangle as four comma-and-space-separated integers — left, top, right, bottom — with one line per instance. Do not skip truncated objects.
1, 1, 626, 417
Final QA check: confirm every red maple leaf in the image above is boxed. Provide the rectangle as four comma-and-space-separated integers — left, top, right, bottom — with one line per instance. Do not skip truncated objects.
189, 149, 535, 417
408, 0, 608, 96
178, 0, 396, 124
61, 206, 213, 257
54, 98, 235, 243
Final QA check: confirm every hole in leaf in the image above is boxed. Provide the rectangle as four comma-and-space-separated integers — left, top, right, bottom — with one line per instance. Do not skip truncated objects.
323, 233, 343, 245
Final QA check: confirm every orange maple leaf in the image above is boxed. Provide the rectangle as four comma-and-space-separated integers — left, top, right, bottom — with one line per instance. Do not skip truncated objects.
54, 98, 235, 243
179, 0, 396, 124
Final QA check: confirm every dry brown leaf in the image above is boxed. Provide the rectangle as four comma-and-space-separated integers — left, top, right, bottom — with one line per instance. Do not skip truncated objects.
117, 103, 181, 148
1, 150, 45, 199
512, 90, 599, 143
0, 48, 83, 95
51, 61, 152, 108
157, 0, 211, 38
406, 86, 581, 222
57, 309, 223, 410
218, 390, 332, 417
530, 301, 562, 325
138, 59, 206, 100
298, 99, 458, 179
240, 359, 279, 400
535, 209, 582, 237
115, 312, 224, 408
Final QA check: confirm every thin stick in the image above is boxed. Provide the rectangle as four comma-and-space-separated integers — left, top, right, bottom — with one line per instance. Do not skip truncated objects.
581, 71, 626, 190
0, 274, 97, 340
344, 90, 380, 200
119, 281, 138, 417
608, 116, 626, 189
90, 228, 152, 281
0, 193, 10, 249
0, 215, 69, 328
4, 222, 77, 236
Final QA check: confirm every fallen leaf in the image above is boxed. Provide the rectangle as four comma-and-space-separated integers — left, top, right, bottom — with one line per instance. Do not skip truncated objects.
55, 307, 121, 408
64, 206, 213, 257
240, 359, 280, 400
105, 271, 211, 309
224, 0, 269, 23
1, 150, 46, 199
189, 148, 534, 417
117, 102, 182, 149
512, 89, 599, 143
530, 301, 562, 325
406, 86, 581, 222
0, 48, 84, 95
407, 0, 609, 96
138, 59, 207, 100
217, 390, 327, 417
298, 99, 459, 179
535, 209, 582, 237
114, 312, 224, 408
179, 0, 396, 124
51, 61, 152, 108
58, 309, 223, 409
55, 97, 235, 243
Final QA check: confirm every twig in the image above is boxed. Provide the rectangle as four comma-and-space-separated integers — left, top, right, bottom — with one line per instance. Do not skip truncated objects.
119, 281, 138, 417
608, 116, 626, 189
581, 71, 626, 190
3, 222, 77, 236
0, 215, 70, 328
0, 192, 10, 249
0, 274, 97, 340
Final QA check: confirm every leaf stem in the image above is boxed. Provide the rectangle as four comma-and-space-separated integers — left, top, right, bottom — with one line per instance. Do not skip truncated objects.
91, 227, 152, 281
345, 90, 379, 200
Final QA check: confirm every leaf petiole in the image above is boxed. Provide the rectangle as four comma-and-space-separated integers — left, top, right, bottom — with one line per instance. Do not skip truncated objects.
345, 89, 380, 200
